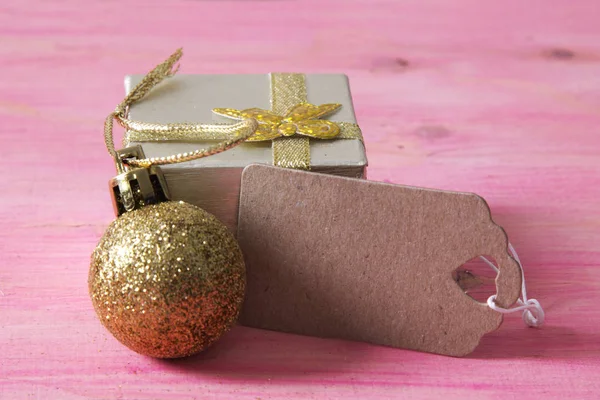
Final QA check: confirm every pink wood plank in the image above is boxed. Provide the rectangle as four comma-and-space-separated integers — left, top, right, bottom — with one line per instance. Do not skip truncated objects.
1, 0, 599, 398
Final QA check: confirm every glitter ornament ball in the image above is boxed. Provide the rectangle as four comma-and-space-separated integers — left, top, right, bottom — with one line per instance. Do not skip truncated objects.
89, 201, 245, 358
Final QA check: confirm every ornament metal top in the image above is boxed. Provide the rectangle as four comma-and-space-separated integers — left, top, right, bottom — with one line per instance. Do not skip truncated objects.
109, 145, 170, 216
89, 49, 258, 358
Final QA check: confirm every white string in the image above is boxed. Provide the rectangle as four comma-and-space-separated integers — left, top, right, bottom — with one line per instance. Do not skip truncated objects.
480, 243, 545, 328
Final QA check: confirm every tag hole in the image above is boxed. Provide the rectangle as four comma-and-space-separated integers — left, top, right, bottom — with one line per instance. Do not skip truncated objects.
452, 256, 498, 303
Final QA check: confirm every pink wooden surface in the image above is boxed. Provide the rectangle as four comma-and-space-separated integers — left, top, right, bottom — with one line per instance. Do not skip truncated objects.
1, 0, 599, 398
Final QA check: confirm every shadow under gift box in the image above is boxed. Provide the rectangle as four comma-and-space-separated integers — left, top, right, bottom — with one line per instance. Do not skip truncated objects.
125, 74, 368, 233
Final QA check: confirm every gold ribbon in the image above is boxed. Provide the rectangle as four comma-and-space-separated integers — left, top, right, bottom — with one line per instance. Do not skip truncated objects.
107, 49, 257, 168
268, 73, 363, 168
270, 73, 311, 169
121, 56, 363, 169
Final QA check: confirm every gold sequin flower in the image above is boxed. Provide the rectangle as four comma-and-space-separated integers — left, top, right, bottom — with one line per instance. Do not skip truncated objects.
213, 103, 342, 141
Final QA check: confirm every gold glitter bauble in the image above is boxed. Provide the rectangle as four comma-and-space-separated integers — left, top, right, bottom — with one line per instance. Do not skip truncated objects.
89, 201, 245, 358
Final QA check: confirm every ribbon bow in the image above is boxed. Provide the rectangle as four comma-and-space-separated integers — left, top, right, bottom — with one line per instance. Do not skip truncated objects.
213, 103, 343, 141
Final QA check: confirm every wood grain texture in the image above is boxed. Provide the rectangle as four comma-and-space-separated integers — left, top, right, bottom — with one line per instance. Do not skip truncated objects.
1, 0, 599, 398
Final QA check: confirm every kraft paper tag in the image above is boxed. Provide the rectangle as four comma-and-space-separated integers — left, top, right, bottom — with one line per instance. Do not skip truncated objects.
237, 165, 522, 356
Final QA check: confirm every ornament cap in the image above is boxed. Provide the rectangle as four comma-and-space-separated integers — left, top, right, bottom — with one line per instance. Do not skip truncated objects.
109, 146, 170, 216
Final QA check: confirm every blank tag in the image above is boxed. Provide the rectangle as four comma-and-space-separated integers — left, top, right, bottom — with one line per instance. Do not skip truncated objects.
237, 165, 522, 356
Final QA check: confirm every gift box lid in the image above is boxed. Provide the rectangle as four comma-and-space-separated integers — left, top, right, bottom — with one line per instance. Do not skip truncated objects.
125, 74, 367, 170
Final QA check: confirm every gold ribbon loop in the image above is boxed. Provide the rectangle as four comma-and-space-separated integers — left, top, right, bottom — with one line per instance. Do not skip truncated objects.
117, 48, 182, 115
119, 119, 253, 141
104, 49, 257, 168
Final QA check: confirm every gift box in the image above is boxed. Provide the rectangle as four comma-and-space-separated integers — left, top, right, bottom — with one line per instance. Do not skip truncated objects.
123, 73, 368, 232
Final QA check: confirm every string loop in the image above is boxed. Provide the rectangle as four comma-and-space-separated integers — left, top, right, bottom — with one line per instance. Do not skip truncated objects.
481, 243, 545, 328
